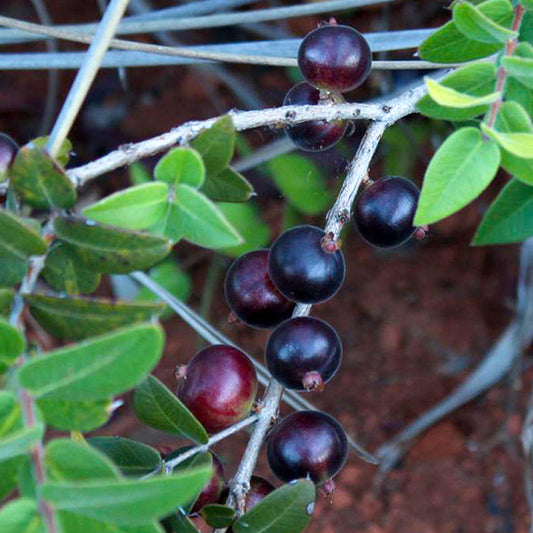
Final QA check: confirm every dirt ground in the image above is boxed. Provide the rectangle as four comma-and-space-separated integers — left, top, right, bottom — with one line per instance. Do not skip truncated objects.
2, 1, 532, 532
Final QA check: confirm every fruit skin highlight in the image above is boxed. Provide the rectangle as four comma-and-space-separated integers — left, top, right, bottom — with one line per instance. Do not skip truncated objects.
267, 410, 348, 486
268, 225, 345, 304
298, 24, 372, 93
354, 176, 420, 248
177, 345, 258, 433
265, 316, 342, 391
224, 249, 294, 329
283, 82, 347, 152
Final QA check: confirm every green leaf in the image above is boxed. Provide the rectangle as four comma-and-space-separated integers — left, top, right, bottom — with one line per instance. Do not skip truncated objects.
233, 480, 315, 533
54, 216, 171, 274
42, 468, 212, 526
481, 122, 533, 158
0, 317, 26, 373
495, 101, 533, 184
154, 147, 205, 188
88, 437, 161, 477
0, 208, 47, 259
147, 203, 182, 243
419, 0, 513, 63
417, 63, 497, 120
0, 424, 44, 462
424, 76, 501, 108
0, 498, 43, 533
503, 55, 533, 89
161, 512, 199, 533
31, 136, 72, 167
0, 393, 24, 499
217, 202, 270, 257
9, 146, 77, 209
453, 1, 518, 43
37, 398, 112, 432
42, 243, 101, 295
129, 163, 151, 185
473, 179, 533, 244
58, 513, 164, 533
18, 323, 164, 401
267, 154, 331, 215
0, 289, 14, 317
83, 183, 170, 230
0, 457, 25, 501
201, 167, 254, 202
414, 127, 501, 225
190, 116, 235, 176
0, 255, 26, 288
200, 504, 236, 528
506, 75, 533, 116
133, 375, 208, 444
173, 184, 243, 248
521, 0, 533, 10
26, 294, 165, 341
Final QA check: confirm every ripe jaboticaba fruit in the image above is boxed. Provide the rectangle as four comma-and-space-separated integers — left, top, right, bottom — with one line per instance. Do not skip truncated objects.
268, 225, 345, 304
298, 24, 372, 93
0, 133, 19, 178
353, 176, 420, 248
267, 410, 347, 486
283, 82, 347, 152
224, 249, 295, 329
177, 345, 258, 433
266, 316, 342, 391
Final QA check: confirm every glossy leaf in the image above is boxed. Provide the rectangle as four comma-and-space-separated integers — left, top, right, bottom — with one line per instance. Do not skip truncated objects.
88, 437, 161, 477
154, 147, 205, 188
10, 146, 77, 208
54, 216, 171, 274
133, 375, 208, 444
0, 208, 46, 259
26, 293, 165, 341
161, 512, 199, 533
0, 498, 43, 533
18, 323, 165, 401
481, 122, 533, 159
473, 179, 533, 244
31, 136, 72, 167
0, 317, 26, 373
0, 289, 13, 317
42, 467, 212, 526
233, 480, 315, 533
419, 0, 513, 63
453, 0, 518, 43
414, 127, 501, 225
37, 398, 112, 432
83, 183, 170, 230
58, 513, 164, 533
190, 116, 235, 176
267, 154, 331, 215
0, 424, 44, 462
42, 243, 101, 295
200, 504, 236, 528
201, 166, 254, 202
424, 76, 500, 108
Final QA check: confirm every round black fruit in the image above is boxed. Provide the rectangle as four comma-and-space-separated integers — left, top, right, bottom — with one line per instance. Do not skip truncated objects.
224, 249, 295, 329
267, 410, 347, 485
266, 316, 342, 391
268, 225, 345, 304
354, 176, 420, 248
283, 82, 347, 152
298, 24, 372, 93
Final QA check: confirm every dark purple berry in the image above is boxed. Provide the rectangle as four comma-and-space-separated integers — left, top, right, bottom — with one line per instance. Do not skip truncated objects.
177, 345, 258, 433
354, 176, 420, 248
283, 82, 347, 152
267, 410, 347, 485
266, 317, 342, 391
268, 225, 345, 304
298, 24, 372, 93
0, 133, 19, 178
224, 250, 295, 329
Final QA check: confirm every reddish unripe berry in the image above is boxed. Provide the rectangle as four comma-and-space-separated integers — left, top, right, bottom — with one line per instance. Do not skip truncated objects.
177, 345, 258, 433
268, 225, 345, 304
266, 317, 342, 391
298, 24, 372, 93
283, 82, 347, 152
354, 176, 419, 248
224, 250, 295, 329
0, 133, 19, 177
267, 410, 348, 485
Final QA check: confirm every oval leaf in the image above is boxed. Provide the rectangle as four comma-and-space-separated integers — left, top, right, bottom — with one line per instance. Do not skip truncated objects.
0, 317, 26, 373
233, 480, 315, 533
58, 513, 164, 533
154, 147, 205, 188
0, 208, 46, 259
54, 216, 171, 274
0, 289, 14, 317
25, 293, 165, 341
424, 76, 501, 108
0, 424, 44, 462
0, 498, 42, 533
161, 512, 199, 533
522, 0, 533, 9
201, 166, 254, 202
31, 136, 72, 168
414, 127, 501, 225
133, 375, 208, 444
83, 183, 170, 230
503, 55, 533, 89
18, 323, 165, 401
481, 122, 533, 159
10, 146, 77, 209
200, 504, 236, 528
